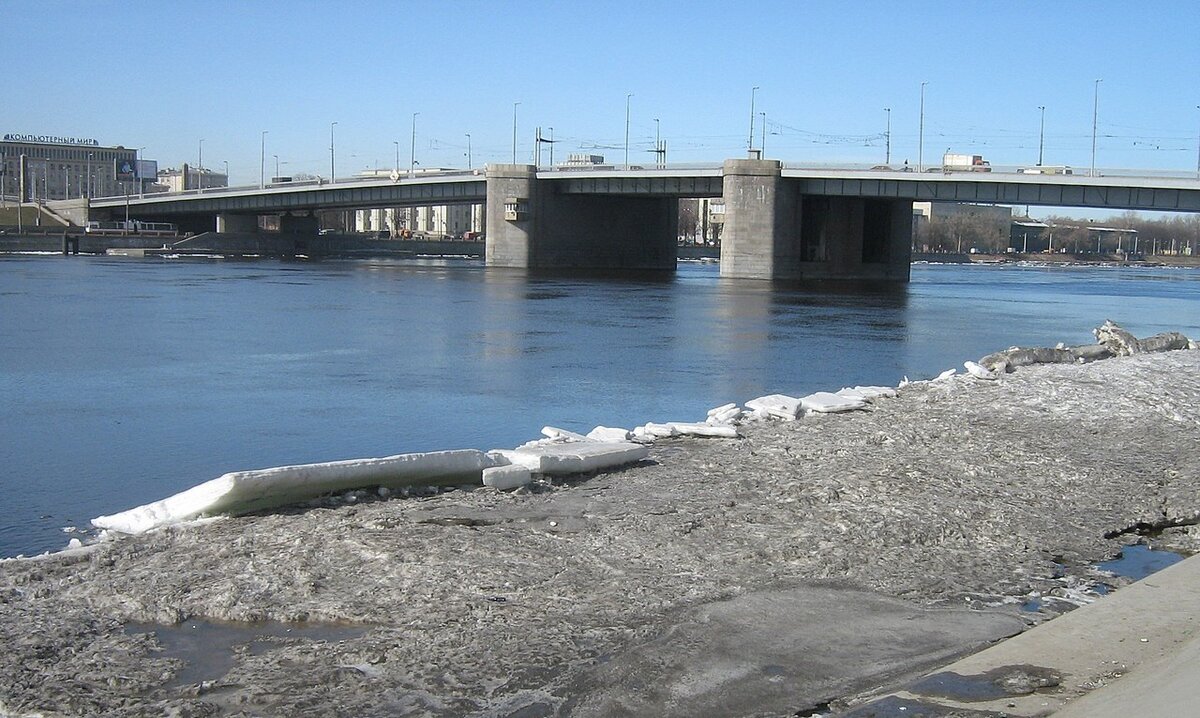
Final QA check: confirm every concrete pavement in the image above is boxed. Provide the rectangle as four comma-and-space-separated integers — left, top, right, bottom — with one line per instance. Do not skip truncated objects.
841, 548, 1200, 716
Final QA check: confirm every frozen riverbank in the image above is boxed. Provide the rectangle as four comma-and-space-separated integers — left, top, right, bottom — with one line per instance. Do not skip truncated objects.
2, 348, 1199, 717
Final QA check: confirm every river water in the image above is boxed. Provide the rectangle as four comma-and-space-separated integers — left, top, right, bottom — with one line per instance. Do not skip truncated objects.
1, 256, 1197, 557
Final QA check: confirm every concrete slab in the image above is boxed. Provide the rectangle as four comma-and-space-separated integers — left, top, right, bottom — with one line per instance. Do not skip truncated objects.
840, 551, 1200, 716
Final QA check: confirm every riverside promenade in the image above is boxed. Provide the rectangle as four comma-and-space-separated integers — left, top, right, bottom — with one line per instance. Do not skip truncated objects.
1, 345, 1197, 717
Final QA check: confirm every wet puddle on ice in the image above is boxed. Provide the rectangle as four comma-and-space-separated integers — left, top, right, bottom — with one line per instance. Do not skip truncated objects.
1096, 544, 1184, 581
125, 619, 366, 688
1021, 545, 1185, 613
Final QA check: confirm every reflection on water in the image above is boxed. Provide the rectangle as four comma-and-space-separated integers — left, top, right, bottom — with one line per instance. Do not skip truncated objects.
1, 256, 1197, 557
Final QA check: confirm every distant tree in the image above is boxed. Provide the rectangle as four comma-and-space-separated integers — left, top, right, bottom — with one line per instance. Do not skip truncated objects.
677, 200, 699, 243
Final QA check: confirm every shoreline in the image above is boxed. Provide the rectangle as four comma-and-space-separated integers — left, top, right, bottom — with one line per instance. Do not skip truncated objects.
2, 348, 1198, 716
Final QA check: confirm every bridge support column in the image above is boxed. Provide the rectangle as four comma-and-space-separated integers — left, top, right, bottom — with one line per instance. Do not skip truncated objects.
798, 197, 911, 281
217, 213, 258, 233
485, 165, 538, 267
720, 159, 911, 281
720, 159, 799, 279
485, 164, 677, 271
279, 213, 319, 234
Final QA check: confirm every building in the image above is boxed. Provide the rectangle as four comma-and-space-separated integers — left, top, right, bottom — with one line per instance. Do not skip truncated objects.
354, 204, 483, 238
1, 133, 153, 201
912, 201, 1013, 224
153, 164, 228, 193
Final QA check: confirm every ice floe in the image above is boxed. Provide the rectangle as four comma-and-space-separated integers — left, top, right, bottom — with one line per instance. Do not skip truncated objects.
745, 394, 804, 420
491, 442, 649, 475
92, 449, 494, 535
482, 465, 534, 491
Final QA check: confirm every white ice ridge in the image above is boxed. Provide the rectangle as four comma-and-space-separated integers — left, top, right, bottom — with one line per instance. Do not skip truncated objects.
745, 394, 804, 420
91, 449, 494, 535
491, 442, 650, 475
800, 392, 867, 414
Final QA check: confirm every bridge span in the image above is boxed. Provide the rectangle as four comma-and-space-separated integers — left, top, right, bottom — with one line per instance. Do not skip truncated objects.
80, 159, 1200, 282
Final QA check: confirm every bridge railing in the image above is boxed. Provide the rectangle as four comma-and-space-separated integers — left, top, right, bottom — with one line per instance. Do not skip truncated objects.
780, 161, 1200, 181
87, 162, 1200, 202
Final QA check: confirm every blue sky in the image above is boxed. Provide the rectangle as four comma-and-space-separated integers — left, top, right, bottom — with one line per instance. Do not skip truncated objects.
4, 0, 1198, 185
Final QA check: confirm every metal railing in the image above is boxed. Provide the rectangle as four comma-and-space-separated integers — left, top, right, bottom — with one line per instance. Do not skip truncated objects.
87, 161, 1199, 203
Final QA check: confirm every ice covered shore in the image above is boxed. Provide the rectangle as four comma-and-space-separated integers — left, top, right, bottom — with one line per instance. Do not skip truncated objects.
2, 331, 1198, 717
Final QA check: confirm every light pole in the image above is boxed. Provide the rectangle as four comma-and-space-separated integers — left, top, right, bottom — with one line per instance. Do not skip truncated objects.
1091, 79, 1102, 177
330, 121, 337, 181
197, 138, 204, 192
465, 133, 472, 168
393, 141, 400, 174
1194, 105, 1199, 179
918, 81, 928, 172
512, 101, 520, 163
273, 154, 280, 179
748, 86, 759, 153
760, 112, 766, 155
86, 152, 92, 198
1037, 105, 1046, 166
654, 118, 661, 166
260, 130, 268, 188
625, 92, 633, 166
135, 146, 144, 197
544, 129, 550, 166
410, 112, 419, 176
223, 160, 229, 186
884, 107, 891, 165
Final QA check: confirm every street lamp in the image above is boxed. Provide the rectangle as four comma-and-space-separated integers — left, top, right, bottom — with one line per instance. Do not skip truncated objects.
1037, 106, 1046, 166
760, 112, 766, 155
86, 152, 93, 198
654, 118, 661, 166
393, 141, 400, 174
918, 81, 928, 172
330, 121, 337, 181
1091, 79, 1102, 177
884, 108, 891, 165
466, 133, 472, 168
625, 92, 633, 166
512, 101, 520, 163
223, 160, 229, 186
198, 138, 204, 192
260, 130, 268, 188
410, 112, 419, 176
748, 86, 759, 153
135, 146, 145, 198
273, 154, 280, 179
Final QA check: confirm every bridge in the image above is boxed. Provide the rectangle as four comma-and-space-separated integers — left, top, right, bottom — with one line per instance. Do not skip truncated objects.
79, 159, 1200, 282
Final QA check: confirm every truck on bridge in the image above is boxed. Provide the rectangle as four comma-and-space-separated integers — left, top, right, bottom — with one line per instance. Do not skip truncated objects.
941, 153, 991, 172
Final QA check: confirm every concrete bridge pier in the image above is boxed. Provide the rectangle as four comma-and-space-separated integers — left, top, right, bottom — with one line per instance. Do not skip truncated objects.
217, 213, 258, 233
279, 212, 319, 234
720, 159, 911, 281
485, 164, 678, 271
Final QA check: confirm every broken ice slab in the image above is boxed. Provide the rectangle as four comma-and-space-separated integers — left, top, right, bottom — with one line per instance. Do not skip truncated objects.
642, 422, 679, 438
744, 394, 803, 420
492, 442, 649, 475
800, 392, 867, 414
706, 403, 738, 418
663, 422, 739, 438
587, 426, 633, 443
91, 449, 495, 535
541, 426, 589, 442
964, 360, 999, 380
482, 465, 533, 490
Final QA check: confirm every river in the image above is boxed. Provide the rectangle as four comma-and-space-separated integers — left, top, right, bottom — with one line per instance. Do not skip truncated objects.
1, 255, 1197, 557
